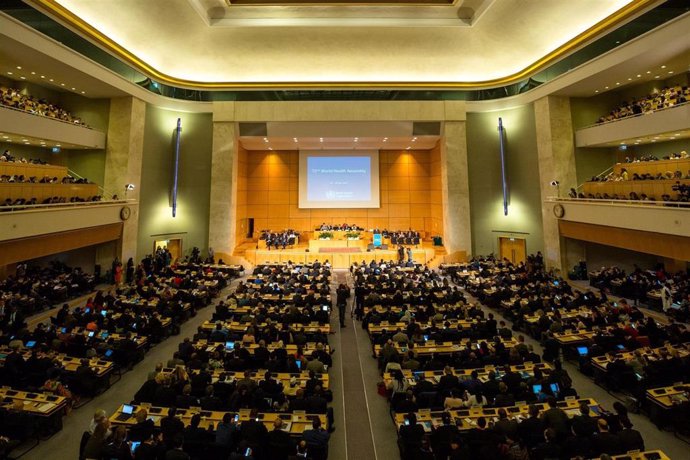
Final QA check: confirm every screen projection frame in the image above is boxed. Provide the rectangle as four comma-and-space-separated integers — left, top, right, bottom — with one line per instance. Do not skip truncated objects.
298, 150, 380, 209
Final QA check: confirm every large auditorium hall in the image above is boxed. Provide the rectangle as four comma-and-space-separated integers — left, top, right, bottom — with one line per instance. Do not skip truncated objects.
1, 1, 690, 459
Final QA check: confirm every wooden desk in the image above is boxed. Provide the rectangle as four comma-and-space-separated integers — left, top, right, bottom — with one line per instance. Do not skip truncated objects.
374, 337, 518, 357
367, 319, 477, 336
382, 362, 552, 387
160, 369, 330, 397
591, 343, 690, 373
392, 398, 599, 431
0, 387, 67, 417
109, 405, 328, 435
0, 347, 114, 378
192, 339, 330, 357
199, 321, 330, 335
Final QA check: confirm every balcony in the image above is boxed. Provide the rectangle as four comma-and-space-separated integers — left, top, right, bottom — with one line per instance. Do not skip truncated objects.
575, 103, 690, 148
0, 105, 106, 149
0, 200, 136, 241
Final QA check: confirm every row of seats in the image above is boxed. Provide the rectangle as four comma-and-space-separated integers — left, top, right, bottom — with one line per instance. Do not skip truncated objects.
0, 86, 90, 127
0, 257, 233, 458
87, 261, 336, 460
595, 84, 689, 124
450, 255, 684, 456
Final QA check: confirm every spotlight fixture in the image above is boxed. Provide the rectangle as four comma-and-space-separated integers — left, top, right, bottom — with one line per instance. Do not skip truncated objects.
125, 184, 136, 191
550, 180, 560, 187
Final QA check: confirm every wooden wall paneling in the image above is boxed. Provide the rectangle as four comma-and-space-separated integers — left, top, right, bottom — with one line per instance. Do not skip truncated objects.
0, 223, 122, 266
559, 221, 690, 261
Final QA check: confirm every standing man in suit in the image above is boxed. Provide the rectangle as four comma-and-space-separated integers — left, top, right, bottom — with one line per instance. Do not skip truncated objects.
336, 283, 350, 328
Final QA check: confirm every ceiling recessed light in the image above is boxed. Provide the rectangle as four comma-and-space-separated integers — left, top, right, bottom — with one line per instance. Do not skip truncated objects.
49, 78, 53, 82
293, 138, 298, 142
263, 138, 268, 142
40, 75, 45, 79
56, 144, 61, 147
319, 138, 323, 142
6, 72, 12, 75
71, 87, 75, 90
627, 78, 632, 81
595, 90, 599, 93
668, 71, 674, 74
654, 76, 660, 79
2, 136, 7, 139
20, 76, 25, 80
81, 91, 85, 94
16, 66, 21, 70
615, 82, 620, 85
651, 139, 656, 143
619, 142, 625, 145
268, 147, 273, 150
636, 74, 641, 78
661, 65, 666, 69
646, 71, 651, 74
605, 86, 609, 89
60, 83, 65, 86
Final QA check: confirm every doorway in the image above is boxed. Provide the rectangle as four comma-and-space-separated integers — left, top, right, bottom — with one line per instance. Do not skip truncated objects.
499, 237, 526, 265
154, 238, 182, 263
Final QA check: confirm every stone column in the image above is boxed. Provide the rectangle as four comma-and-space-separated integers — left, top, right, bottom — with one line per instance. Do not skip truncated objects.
103, 97, 146, 263
208, 102, 237, 262
441, 101, 472, 259
534, 96, 577, 272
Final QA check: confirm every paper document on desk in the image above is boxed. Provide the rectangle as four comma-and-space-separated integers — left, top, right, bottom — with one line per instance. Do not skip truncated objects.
36, 402, 56, 413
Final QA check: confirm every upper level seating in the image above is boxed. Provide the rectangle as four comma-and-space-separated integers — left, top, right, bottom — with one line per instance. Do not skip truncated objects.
595, 84, 690, 124
0, 86, 90, 127
0, 153, 100, 206
580, 156, 690, 202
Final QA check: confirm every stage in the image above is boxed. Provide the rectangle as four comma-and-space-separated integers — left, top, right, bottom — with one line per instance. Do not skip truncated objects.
241, 246, 436, 269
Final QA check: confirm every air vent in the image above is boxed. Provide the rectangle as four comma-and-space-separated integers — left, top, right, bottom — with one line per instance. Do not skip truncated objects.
239, 123, 267, 136
412, 122, 441, 136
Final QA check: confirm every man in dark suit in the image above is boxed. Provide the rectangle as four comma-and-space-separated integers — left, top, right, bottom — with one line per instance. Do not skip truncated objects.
540, 397, 570, 440
267, 418, 294, 460
518, 404, 544, 449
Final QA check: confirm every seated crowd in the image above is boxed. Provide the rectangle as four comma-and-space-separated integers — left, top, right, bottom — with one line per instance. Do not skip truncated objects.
596, 84, 690, 124
80, 261, 336, 460
0, 253, 235, 458
357, 256, 665, 459
0, 261, 96, 328
259, 230, 299, 250
589, 265, 690, 320
0, 86, 90, 127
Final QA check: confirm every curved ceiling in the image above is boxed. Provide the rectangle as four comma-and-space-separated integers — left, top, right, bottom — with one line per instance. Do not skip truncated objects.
26, 0, 659, 90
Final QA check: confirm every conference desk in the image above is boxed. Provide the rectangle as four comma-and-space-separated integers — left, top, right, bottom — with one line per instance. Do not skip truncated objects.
392, 398, 600, 431
308, 239, 368, 252
367, 319, 479, 336
199, 320, 330, 335
382, 362, 552, 387
610, 451, 669, 460
362, 303, 471, 317
109, 405, 328, 435
176, 263, 243, 276
234, 293, 331, 304
192, 339, 331, 357
159, 368, 330, 397
374, 337, 518, 358
591, 343, 690, 373
646, 384, 690, 427
0, 387, 68, 417
0, 346, 114, 378
522, 307, 593, 324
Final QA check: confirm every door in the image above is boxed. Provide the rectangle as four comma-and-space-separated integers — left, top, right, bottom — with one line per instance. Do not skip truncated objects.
499, 237, 526, 265
154, 238, 182, 263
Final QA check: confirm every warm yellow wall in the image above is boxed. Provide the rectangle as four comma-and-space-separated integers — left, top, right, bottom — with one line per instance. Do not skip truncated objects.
235, 148, 443, 240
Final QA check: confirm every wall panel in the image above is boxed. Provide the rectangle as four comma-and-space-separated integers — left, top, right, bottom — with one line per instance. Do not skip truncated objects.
236, 148, 443, 240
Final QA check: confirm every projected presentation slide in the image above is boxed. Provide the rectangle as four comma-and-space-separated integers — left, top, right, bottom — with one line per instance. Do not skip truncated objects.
299, 150, 380, 208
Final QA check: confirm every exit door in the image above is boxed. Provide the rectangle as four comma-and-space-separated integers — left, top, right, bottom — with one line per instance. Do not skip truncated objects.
499, 237, 526, 265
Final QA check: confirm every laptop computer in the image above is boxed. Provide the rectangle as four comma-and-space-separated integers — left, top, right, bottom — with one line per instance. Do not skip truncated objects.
577, 346, 588, 357
115, 404, 135, 421
25, 341, 36, 348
